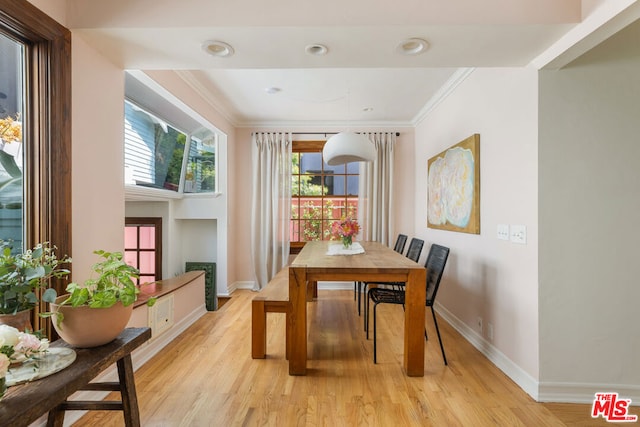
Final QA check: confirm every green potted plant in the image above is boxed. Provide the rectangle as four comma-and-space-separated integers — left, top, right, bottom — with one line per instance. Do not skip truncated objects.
0, 240, 71, 331
42, 249, 154, 348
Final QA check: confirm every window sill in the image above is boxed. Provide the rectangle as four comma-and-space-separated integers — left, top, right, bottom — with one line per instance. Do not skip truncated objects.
125, 184, 182, 202
125, 184, 221, 202
183, 191, 222, 199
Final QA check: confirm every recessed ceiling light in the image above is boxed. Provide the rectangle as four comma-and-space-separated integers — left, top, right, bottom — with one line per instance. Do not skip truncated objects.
201, 40, 234, 57
397, 38, 429, 55
363, 107, 374, 112
305, 44, 328, 56
265, 87, 281, 94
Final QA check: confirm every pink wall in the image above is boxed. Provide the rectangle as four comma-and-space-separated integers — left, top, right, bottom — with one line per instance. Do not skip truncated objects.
71, 34, 127, 281
414, 68, 539, 385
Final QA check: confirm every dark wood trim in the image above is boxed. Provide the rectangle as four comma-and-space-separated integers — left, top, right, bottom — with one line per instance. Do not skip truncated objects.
292, 140, 326, 152
0, 1, 72, 336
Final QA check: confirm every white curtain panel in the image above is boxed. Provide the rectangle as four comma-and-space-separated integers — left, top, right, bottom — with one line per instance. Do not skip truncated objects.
359, 132, 396, 246
250, 132, 292, 290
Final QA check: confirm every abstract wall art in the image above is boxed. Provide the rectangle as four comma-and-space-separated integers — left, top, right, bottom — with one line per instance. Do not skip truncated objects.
427, 134, 480, 234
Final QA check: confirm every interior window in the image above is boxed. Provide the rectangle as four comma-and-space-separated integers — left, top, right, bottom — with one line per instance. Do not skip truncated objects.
124, 217, 162, 285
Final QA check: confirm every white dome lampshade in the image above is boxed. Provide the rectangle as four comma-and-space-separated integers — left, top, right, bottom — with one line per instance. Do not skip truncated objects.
322, 132, 376, 166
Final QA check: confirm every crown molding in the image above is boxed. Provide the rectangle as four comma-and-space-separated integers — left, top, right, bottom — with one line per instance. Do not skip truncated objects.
174, 70, 240, 126
411, 67, 475, 127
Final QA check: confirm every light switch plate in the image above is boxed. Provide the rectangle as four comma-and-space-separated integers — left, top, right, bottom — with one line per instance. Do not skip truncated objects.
510, 225, 527, 244
497, 224, 510, 240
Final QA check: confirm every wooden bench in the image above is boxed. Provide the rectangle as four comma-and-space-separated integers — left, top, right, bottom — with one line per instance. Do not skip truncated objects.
251, 267, 291, 359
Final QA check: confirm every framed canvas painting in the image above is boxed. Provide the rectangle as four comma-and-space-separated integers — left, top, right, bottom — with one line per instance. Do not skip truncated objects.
427, 134, 480, 234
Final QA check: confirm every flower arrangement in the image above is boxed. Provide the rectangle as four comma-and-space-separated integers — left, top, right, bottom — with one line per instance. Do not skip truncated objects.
331, 217, 360, 248
0, 324, 50, 399
0, 240, 72, 315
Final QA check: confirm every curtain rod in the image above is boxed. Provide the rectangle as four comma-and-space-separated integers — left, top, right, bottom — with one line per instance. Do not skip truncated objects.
289, 132, 400, 136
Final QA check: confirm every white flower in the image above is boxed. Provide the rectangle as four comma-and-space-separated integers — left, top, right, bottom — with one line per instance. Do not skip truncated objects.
0, 324, 20, 347
14, 332, 49, 357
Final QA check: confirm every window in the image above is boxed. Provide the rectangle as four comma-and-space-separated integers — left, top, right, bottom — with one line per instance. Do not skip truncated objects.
124, 72, 218, 195
0, 2, 72, 334
184, 129, 216, 193
124, 100, 187, 191
124, 218, 162, 285
0, 32, 24, 248
290, 140, 360, 252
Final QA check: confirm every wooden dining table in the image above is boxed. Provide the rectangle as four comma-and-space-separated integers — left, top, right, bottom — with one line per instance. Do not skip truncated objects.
288, 240, 427, 376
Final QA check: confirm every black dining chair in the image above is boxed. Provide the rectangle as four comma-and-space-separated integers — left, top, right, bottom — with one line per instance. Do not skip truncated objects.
367, 243, 450, 365
354, 234, 408, 315
363, 237, 424, 332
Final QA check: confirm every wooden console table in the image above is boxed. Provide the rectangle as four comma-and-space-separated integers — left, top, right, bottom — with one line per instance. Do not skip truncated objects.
0, 327, 151, 427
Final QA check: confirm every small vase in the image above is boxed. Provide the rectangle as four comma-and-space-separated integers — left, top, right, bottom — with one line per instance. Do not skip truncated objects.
341, 235, 353, 249
0, 309, 33, 332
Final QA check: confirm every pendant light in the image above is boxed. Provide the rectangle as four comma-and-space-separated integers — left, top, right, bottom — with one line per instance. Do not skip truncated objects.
322, 132, 376, 165
322, 88, 376, 166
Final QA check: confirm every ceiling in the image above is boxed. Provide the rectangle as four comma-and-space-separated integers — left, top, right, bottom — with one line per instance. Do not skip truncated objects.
64, 0, 638, 127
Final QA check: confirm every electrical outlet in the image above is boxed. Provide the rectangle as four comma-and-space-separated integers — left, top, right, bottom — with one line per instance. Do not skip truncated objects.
477, 317, 483, 334
510, 224, 527, 244
497, 224, 510, 240
488, 323, 494, 341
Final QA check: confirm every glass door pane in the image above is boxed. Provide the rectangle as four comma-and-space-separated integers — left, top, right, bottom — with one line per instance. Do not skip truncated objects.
0, 33, 24, 252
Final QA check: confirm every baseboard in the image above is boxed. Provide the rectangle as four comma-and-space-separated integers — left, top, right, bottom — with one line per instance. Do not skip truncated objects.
34, 304, 207, 427
538, 382, 640, 404
231, 281, 255, 292
434, 302, 539, 401
435, 303, 640, 404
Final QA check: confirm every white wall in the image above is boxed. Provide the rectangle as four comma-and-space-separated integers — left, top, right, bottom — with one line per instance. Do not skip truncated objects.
538, 20, 640, 401
414, 68, 540, 395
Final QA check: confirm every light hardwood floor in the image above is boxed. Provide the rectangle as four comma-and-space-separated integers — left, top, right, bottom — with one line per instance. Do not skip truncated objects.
75, 290, 623, 426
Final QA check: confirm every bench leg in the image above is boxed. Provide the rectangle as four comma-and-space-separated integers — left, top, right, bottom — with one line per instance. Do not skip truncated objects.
252, 299, 267, 359
117, 355, 142, 427
285, 311, 291, 360
47, 408, 65, 427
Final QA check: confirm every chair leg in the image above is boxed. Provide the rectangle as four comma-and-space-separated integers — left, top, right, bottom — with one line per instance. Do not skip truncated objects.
431, 306, 448, 365
365, 289, 370, 339
373, 302, 378, 363
365, 286, 370, 334
357, 281, 362, 316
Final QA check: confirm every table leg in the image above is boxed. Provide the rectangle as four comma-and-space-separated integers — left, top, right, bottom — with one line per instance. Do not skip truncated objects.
117, 355, 142, 427
306, 280, 317, 301
404, 268, 426, 376
289, 266, 307, 375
